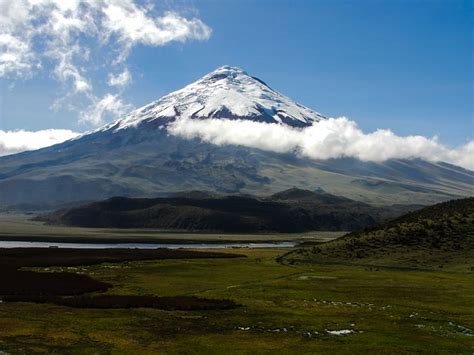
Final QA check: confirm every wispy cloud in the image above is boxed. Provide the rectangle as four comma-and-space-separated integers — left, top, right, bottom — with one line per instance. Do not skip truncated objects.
80, 94, 133, 126
168, 117, 474, 170
108, 69, 132, 88
0, 0, 212, 125
0, 129, 80, 156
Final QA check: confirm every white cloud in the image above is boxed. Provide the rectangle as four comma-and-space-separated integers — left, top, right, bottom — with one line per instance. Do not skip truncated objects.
80, 93, 133, 126
0, 0, 212, 125
1, 118, 471, 170
102, 6, 212, 48
168, 117, 474, 170
0, 129, 80, 156
49, 44, 91, 93
440, 141, 474, 171
0, 33, 37, 77
108, 68, 132, 87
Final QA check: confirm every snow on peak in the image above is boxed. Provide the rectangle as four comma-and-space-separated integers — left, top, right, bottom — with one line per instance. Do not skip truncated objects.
106, 66, 327, 131
203, 65, 248, 78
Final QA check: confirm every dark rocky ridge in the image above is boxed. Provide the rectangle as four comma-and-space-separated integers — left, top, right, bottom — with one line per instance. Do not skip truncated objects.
37, 188, 420, 233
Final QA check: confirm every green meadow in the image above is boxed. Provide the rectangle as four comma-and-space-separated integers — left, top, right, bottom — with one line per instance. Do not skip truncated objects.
0, 248, 472, 354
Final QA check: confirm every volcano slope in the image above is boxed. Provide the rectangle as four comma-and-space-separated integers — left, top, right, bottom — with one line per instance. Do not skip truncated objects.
0, 66, 472, 209
280, 198, 474, 271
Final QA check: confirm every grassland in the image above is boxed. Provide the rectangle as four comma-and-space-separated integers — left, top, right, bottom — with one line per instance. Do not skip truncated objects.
0, 248, 472, 354
281, 198, 474, 272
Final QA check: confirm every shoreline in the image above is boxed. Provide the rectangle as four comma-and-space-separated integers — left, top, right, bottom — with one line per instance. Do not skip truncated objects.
0, 235, 299, 245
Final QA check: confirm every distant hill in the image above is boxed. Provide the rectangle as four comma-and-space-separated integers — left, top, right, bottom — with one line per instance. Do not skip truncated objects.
281, 198, 474, 271
35, 189, 417, 233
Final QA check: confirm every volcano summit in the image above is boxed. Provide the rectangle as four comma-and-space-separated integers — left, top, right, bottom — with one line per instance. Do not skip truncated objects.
101, 65, 326, 131
0, 66, 472, 209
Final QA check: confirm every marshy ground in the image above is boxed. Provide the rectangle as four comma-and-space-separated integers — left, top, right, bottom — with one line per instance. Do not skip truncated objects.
0, 248, 472, 354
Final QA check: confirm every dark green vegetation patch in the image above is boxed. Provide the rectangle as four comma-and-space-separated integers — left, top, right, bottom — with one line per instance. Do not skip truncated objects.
3, 295, 238, 310
0, 267, 111, 296
0, 247, 243, 268
281, 198, 474, 270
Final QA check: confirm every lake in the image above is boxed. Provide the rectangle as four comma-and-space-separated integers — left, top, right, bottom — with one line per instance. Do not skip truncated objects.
0, 241, 297, 249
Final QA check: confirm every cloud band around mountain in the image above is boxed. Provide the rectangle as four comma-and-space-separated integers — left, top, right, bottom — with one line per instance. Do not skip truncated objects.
168, 117, 474, 170
1, 118, 472, 171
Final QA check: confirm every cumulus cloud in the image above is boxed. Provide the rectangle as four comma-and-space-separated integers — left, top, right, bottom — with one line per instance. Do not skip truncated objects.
80, 93, 133, 126
102, 7, 212, 49
168, 117, 474, 170
0, 129, 80, 156
0, 0, 212, 125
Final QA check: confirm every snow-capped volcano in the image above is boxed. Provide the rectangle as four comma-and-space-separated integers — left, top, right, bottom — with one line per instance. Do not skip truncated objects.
105, 66, 326, 131
1, 66, 472, 209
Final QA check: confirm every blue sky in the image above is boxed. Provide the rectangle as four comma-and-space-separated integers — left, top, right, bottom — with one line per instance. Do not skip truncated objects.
0, 0, 472, 147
